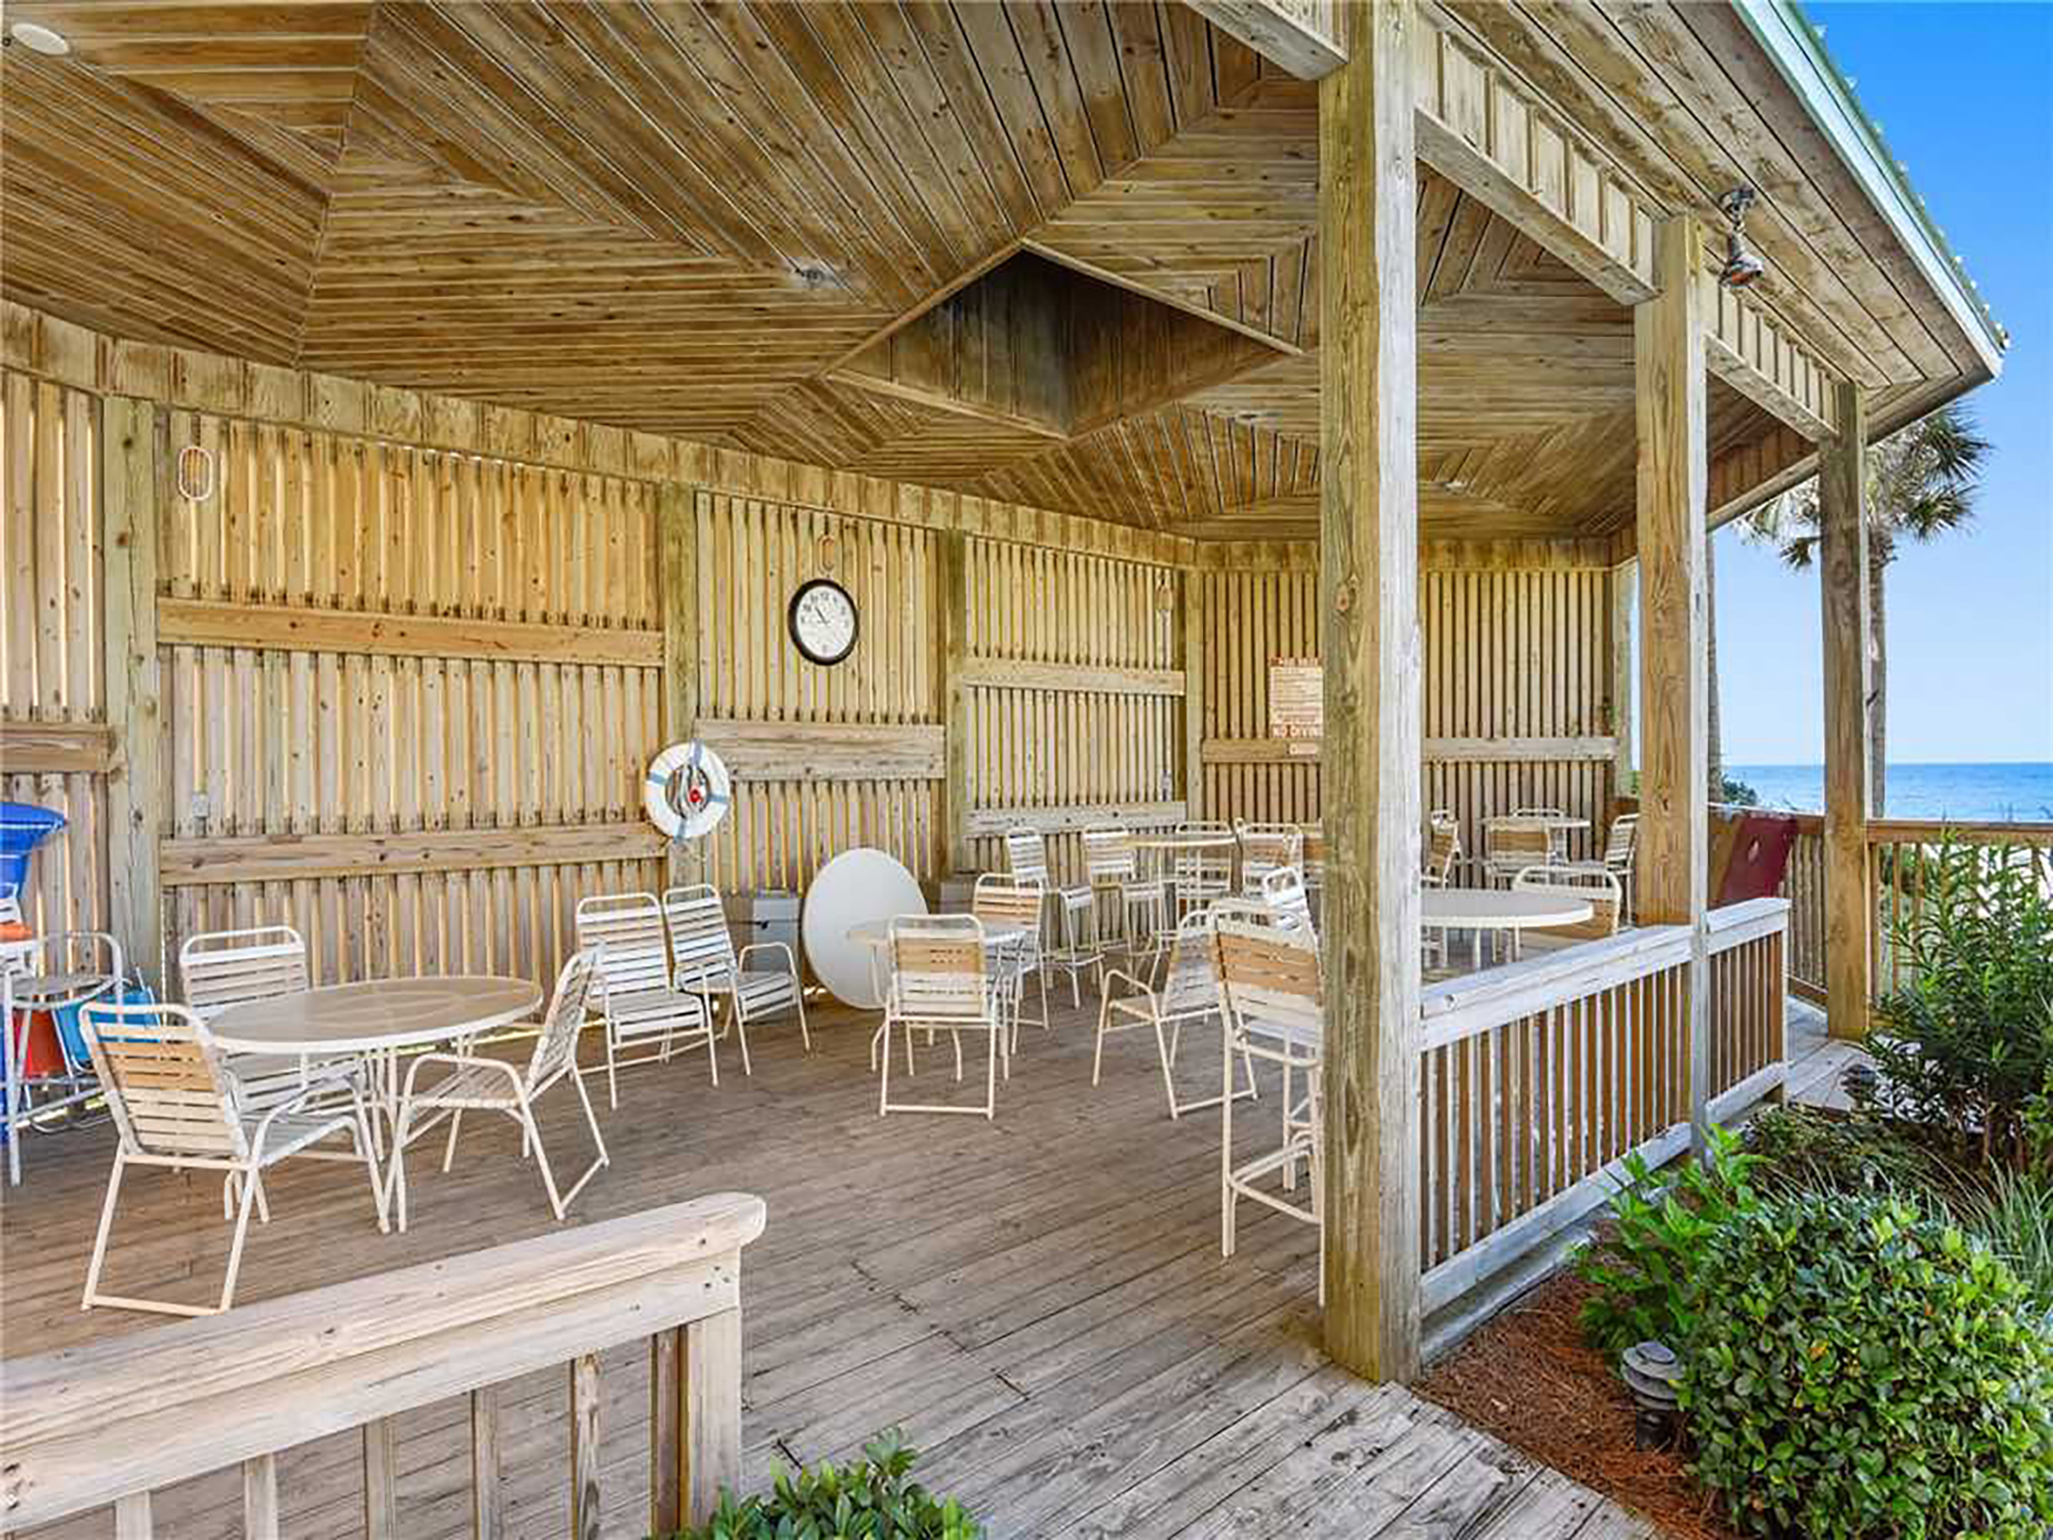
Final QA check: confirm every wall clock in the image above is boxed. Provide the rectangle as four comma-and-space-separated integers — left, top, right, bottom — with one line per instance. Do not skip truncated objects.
788, 577, 859, 665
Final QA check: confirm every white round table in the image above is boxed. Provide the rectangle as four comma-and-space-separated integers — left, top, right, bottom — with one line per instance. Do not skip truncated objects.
804, 849, 927, 1010
1422, 888, 1593, 968
208, 976, 542, 1127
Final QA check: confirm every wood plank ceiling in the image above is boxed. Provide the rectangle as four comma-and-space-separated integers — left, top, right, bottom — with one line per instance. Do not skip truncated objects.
0, 0, 1888, 541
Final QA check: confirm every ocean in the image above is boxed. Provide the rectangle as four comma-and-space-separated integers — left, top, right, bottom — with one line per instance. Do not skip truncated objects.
1725, 762, 2053, 823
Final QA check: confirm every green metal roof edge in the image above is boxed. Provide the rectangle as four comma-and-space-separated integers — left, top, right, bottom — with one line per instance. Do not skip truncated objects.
1732, 0, 2008, 374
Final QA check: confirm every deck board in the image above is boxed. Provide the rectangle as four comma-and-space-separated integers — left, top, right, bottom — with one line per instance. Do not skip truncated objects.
6, 986, 1667, 1538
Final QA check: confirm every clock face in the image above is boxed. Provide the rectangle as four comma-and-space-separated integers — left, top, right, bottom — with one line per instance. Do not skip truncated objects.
788, 578, 859, 665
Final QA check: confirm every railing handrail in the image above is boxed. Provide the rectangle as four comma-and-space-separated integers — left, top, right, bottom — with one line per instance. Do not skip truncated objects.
1866, 818, 2053, 844
1, 1192, 767, 1528
1419, 923, 1692, 1050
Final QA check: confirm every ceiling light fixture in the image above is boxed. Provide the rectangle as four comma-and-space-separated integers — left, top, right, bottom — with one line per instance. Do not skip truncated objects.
1717, 187, 1765, 290
7, 21, 71, 55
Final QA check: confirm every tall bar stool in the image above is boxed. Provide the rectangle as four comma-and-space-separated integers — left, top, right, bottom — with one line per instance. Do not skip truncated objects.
1213, 900, 1325, 1302
1082, 825, 1168, 972
1172, 821, 1234, 919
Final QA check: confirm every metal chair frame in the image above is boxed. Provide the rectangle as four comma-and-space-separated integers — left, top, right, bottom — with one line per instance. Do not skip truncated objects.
1096, 909, 1256, 1119
574, 893, 717, 1106
878, 915, 1003, 1119
661, 884, 809, 1060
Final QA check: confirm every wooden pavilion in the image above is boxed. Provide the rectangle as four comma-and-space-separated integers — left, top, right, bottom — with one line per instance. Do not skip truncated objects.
0, 2, 2010, 1535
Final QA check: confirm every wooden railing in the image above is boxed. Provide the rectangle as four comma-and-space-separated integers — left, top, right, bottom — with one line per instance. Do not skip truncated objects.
1867, 820, 2053, 993
1416, 899, 1787, 1314
1, 1194, 767, 1535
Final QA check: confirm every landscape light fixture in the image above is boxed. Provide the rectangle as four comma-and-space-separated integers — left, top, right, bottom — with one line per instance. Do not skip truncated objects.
1718, 187, 1765, 289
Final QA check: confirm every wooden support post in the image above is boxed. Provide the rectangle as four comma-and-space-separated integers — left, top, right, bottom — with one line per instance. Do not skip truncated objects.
680, 1306, 743, 1525
1609, 558, 1636, 809
362, 1417, 399, 1540
102, 398, 163, 990
940, 530, 971, 874
472, 1384, 505, 1540
1819, 378, 1872, 1040
1182, 571, 1206, 819
241, 1455, 279, 1540
1633, 218, 1712, 1150
569, 1354, 601, 1540
1318, 0, 1422, 1383
114, 1494, 153, 1540
659, 485, 701, 889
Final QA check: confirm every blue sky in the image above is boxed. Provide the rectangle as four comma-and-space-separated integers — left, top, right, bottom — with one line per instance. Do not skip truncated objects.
1714, 0, 2053, 766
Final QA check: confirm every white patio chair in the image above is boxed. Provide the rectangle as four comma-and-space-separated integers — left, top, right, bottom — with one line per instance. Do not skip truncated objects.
78, 999, 386, 1316
1173, 821, 1235, 919
1424, 812, 1462, 887
180, 925, 364, 1117
574, 893, 717, 1105
387, 948, 609, 1231
1235, 823, 1303, 894
878, 915, 1003, 1119
1082, 825, 1168, 971
1512, 805, 1572, 859
972, 872, 1046, 1053
1003, 826, 1100, 1007
1213, 901, 1325, 1302
1256, 865, 1316, 934
2, 928, 122, 1184
662, 884, 809, 1060
1569, 813, 1638, 921
1096, 909, 1256, 1119
1482, 816, 1553, 886
1512, 866, 1624, 957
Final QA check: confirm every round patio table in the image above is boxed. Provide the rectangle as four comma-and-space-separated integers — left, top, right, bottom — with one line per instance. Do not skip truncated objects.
1422, 888, 1594, 969
208, 975, 543, 1128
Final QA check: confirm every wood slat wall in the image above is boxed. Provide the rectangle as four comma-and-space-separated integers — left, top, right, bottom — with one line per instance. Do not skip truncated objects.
1199, 559, 1623, 865
693, 491, 943, 894
963, 538, 1184, 879
0, 373, 109, 940
158, 411, 667, 987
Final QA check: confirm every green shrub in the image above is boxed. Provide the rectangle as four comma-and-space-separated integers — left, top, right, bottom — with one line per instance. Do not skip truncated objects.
1869, 836, 2053, 1169
1576, 1124, 1760, 1360
1742, 1104, 1962, 1203
1682, 1192, 2053, 1539
668, 1432, 979, 1540
1958, 1170, 2053, 1326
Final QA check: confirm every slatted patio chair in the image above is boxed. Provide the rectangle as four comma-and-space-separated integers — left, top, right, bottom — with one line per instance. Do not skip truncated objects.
1212, 901, 1325, 1302
387, 948, 609, 1230
1424, 812, 1462, 887
1512, 866, 1624, 956
1172, 821, 1234, 919
972, 872, 1046, 1052
78, 999, 386, 1316
1569, 813, 1639, 921
2, 927, 124, 1184
878, 915, 1003, 1119
1235, 823, 1303, 894
1482, 816, 1554, 886
662, 884, 809, 1061
180, 925, 363, 1115
574, 893, 717, 1105
1081, 825, 1168, 970
1004, 825, 1101, 1007
1096, 909, 1256, 1119
1256, 865, 1316, 934
1512, 804, 1573, 859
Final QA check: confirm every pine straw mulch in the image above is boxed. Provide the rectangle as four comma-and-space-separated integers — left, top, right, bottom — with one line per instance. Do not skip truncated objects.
1413, 1271, 1739, 1540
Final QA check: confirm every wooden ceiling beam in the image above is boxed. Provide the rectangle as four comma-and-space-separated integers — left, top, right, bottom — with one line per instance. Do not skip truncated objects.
1699, 268, 1840, 440
1183, 2, 1349, 80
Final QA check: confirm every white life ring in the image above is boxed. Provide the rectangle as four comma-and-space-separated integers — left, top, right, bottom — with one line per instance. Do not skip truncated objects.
645, 741, 732, 842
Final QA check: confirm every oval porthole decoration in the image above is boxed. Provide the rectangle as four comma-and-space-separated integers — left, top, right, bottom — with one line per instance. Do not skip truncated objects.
788, 576, 858, 666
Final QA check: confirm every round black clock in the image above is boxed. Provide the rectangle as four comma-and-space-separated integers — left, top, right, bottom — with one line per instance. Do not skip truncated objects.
788, 577, 859, 665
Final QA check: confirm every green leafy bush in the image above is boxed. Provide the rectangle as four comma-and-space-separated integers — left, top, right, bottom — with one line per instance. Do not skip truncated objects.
1869, 837, 2053, 1169
668, 1432, 979, 1540
1742, 1104, 1962, 1203
1576, 1124, 1760, 1359
1682, 1192, 2053, 1539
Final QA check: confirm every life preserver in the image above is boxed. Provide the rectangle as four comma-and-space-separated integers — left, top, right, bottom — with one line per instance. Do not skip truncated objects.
644, 742, 732, 841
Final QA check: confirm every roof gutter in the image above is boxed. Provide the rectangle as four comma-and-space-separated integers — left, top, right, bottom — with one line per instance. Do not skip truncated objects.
1732, 0, 2008, 380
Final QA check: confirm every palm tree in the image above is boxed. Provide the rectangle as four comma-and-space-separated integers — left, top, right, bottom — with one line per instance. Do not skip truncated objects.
1742, 402, 1991, 809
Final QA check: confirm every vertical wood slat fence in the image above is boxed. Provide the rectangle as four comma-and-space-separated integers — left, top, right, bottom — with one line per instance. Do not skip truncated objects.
1417, 897, 1788, 1313
1866, 820, 2053, 994
0, 1196, 765, 1538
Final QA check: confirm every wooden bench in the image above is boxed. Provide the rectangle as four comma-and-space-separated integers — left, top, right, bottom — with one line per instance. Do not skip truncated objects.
1, 1193, 766, 1535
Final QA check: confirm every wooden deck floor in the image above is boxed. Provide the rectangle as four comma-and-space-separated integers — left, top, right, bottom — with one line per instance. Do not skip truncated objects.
3, 984, 1675, 1539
